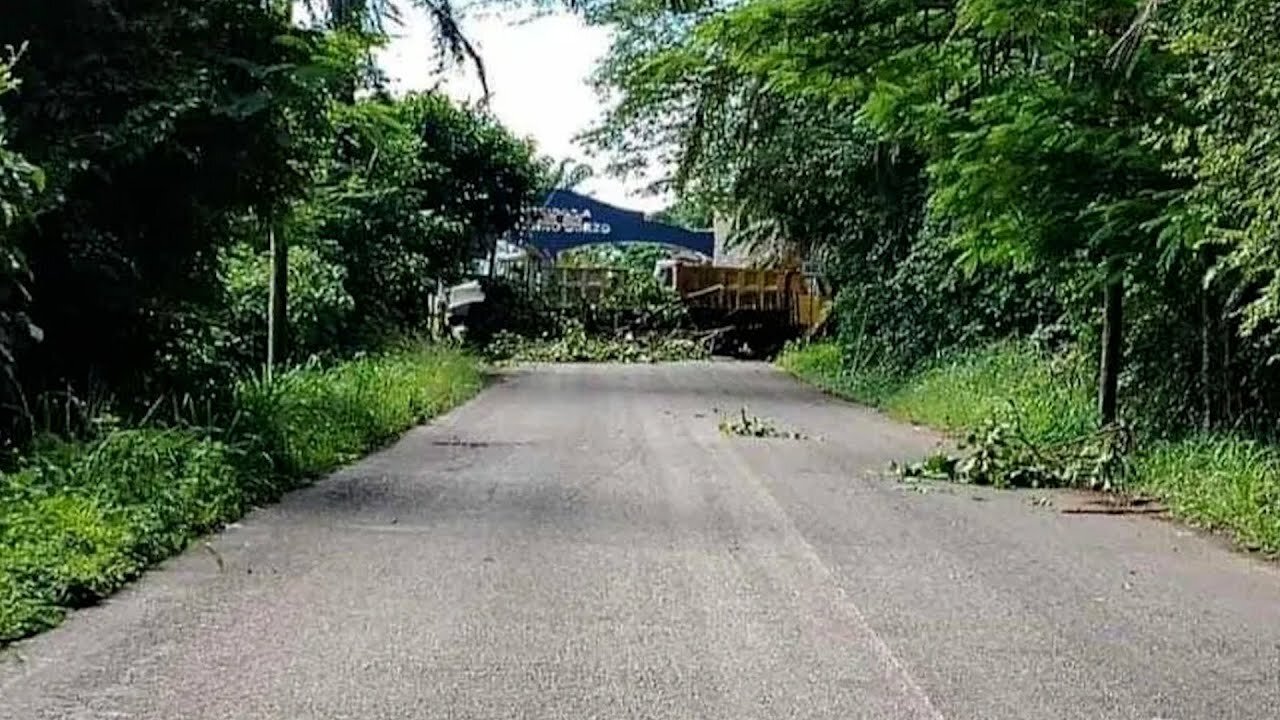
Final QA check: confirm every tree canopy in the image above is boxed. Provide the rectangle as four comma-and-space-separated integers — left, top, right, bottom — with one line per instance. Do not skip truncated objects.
583, 0, 1280, 432
0, 1, 548, 440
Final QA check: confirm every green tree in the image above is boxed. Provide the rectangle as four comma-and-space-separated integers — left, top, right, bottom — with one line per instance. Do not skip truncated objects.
1161, 0, 1280, 344
304, 0, 488, 93
586, 0, 1187, 426
305, 92, 543, 343
651, 195, 711, 230
0, 0, 341, 421
543, 157, 596, 191
0, 53, 44, 433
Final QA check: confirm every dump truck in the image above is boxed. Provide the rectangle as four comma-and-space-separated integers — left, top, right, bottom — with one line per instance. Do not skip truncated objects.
652, 260, 832, 336
545, 259, 832, 356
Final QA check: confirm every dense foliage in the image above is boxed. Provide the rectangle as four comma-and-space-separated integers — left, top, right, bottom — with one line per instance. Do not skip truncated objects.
0, 2, 544, 642
558, 242, 672, 273
476, 268, 711, 363
590, 0, 1280, 549
0, 55, 42, 426
0, 3, 544, 441
584, 0, 1280, 437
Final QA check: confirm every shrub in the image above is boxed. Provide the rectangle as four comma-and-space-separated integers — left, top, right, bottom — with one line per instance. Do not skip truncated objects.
0, 430, 240, 641
462, 277, 559, 347
221, 241, 355, 365
234, 345, 482, 481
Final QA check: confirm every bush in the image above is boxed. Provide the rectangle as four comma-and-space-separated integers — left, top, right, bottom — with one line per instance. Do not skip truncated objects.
0, 344, 483, 644
0, 430, 240, 641
462, 277, 559, 347
828, 223, 1066, 377
234, 345, 483, 482
221, 241, 355, 365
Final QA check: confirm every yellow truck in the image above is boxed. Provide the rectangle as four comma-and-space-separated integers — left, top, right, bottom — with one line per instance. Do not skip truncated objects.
654, 260, 833, 336
542, 259, 833, 355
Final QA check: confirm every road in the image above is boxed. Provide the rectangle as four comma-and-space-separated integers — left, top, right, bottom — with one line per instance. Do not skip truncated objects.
2, 362, 1279, 719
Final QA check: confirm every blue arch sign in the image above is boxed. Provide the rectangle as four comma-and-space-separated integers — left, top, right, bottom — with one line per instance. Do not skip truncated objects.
522, 188, 714, 258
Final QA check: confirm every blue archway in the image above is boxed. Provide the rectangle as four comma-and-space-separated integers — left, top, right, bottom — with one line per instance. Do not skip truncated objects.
521, 189, 714, 258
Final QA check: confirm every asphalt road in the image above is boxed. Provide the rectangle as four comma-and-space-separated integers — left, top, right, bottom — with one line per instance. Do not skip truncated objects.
3, 362, 1279, 719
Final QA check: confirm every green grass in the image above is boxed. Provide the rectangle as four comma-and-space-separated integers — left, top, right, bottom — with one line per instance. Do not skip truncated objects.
780, 340, 1280, 554
779, 340, 1094, 445
234, 345, 483, 485
883, 342, 1095, 446
0, 344, 483, 644
775, 341, 905, 405
0, 431, 242, 640
1132, 437, 1280, 554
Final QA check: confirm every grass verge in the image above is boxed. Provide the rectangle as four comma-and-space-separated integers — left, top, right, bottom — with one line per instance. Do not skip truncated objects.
0, 345, 483, 644
779, 340, 1280, 554
778, 340, 1094, 445
1131, 437, 1280, 554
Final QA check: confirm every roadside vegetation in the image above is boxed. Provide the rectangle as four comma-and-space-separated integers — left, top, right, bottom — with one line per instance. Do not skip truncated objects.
584, 0, 1280, 555
1, 347, 481, 642
779, 341, 1280, 553
476, 262, 714, 364
1131, 438, 1280, 553
487, 321, 708, 363
6, 0, 1279, 640
779, 342, 1095, 448
0, 3, 550, 644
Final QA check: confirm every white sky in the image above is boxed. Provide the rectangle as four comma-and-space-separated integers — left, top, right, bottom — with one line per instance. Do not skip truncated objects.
377, 8, 669, 213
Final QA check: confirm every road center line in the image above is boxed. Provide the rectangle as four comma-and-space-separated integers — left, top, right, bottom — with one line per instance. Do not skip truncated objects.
700, 424, 947, 720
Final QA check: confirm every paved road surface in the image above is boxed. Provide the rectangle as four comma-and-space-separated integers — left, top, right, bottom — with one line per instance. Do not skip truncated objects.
3, 362, 1279, 719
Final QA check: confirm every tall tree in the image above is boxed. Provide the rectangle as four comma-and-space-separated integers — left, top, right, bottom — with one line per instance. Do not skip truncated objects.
0, 0, 337, 412
588, 0, 1184, 426
0, 53, 43, 432
304, 0, 489, 93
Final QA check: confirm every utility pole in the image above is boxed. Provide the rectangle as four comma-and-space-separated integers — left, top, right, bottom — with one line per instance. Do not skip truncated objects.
266, 213, 288, 380
1098, 271, 1123, 427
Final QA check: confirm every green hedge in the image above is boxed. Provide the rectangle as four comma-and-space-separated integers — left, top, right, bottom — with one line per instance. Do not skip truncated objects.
0, 345, 483, 643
